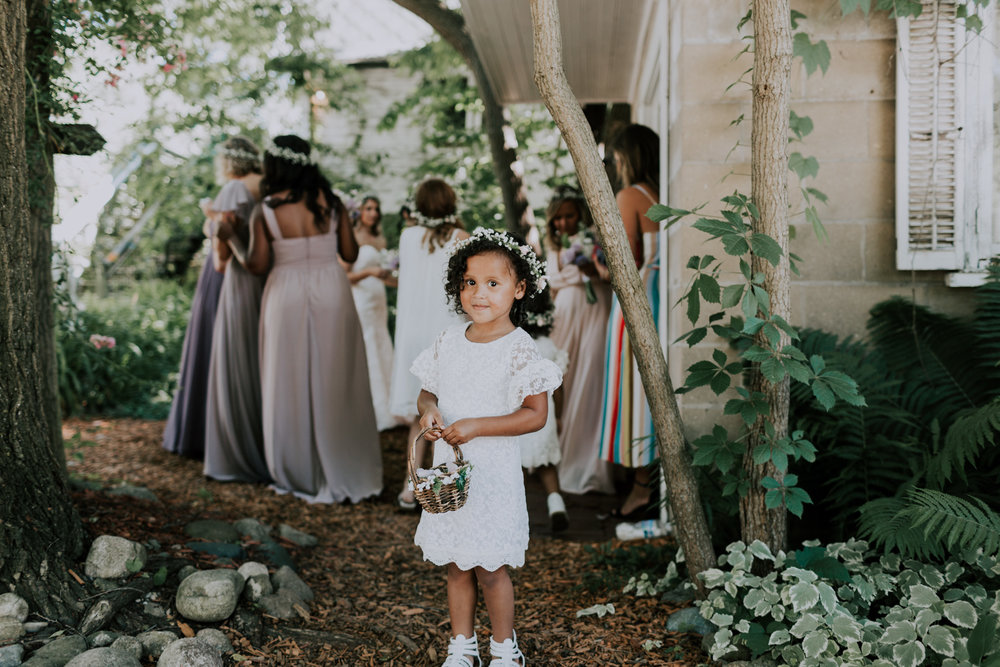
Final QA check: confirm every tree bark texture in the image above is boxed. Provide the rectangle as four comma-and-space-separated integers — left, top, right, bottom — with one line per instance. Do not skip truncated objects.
529, 0, 716, 595
0, 0, 85, 622
390, 0, 532, 236
740, 0, 792, 554
26, 0, 65, 470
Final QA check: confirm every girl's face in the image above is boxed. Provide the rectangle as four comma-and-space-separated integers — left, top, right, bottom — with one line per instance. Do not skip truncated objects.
359, 200, 380, 229
551, 200, 581, 237
460, 251, 526, 330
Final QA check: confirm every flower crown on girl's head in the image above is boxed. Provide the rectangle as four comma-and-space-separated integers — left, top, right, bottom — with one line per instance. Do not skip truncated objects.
264, 142, 315, 166
447, 227, 547, 296
219, 147, 260, 162
412, 210, 457, 229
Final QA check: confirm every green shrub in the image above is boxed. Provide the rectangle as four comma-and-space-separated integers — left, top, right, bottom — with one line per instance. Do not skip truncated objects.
56, 279, 192, 418
699, 539, 1000, 666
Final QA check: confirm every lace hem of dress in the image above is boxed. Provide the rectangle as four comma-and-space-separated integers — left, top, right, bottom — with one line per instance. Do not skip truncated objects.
416, 542, 526, 572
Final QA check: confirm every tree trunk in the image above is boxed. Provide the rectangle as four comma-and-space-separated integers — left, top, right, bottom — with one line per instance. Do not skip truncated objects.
740, 0, 792, 554
390, 0, 532, 236
0, 0, 85, 623
529, 0, 716, 595
26, 0, 65, 470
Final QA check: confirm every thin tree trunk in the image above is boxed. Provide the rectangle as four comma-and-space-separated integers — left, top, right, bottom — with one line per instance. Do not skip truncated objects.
390, 0, 532, 236
0, 0, 85, 622
740, 0, 792, 554
529, 0, 716, 595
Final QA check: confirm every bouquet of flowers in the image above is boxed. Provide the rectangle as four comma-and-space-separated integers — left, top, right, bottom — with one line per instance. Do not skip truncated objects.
559, 230, 599, 304
409, 460, 472, 494
379, 248, 400, 279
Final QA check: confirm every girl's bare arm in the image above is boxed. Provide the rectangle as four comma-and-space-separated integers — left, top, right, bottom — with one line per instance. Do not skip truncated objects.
246, 206, 272, 275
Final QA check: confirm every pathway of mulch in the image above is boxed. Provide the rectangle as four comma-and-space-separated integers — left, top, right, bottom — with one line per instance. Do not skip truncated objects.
63, 418, 709, 666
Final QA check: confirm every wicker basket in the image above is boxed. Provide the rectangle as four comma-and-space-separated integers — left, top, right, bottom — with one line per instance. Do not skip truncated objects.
407, 426, 472, 514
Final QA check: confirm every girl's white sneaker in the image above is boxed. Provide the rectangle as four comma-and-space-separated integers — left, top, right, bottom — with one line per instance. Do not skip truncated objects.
488, 630, 525, 666
442, 633, 481, 667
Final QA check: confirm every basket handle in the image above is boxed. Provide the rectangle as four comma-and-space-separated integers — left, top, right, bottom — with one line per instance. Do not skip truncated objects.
407, 425, 466, 491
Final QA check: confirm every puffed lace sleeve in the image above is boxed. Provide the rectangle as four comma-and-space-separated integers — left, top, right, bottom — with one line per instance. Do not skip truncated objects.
213, 180, 253, 214
507, 332, 563, 409
410, 328, 447, 396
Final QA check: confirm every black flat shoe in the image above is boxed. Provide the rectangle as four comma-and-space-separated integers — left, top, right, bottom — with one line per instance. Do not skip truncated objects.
608, 501, 658, 522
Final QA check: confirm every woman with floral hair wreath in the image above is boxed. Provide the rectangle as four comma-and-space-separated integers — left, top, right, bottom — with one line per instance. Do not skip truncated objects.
245, 134, 382, 503
163, 136, 260, 461
389, 177, 470, 510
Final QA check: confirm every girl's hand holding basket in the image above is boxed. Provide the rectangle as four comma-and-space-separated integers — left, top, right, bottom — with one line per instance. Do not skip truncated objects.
407, 425, 473, 514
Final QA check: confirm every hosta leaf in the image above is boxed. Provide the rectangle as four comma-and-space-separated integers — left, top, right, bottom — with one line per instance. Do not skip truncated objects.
923, 625, 955, 657
884, 620, 917, 643
789, 581, 820, 612
791, 612, 821, 638
830, 613, 863, 643
802, 629, 828, 658
892, 641, 926, 667
943, 600, 977, 628
908, 584, 940, 608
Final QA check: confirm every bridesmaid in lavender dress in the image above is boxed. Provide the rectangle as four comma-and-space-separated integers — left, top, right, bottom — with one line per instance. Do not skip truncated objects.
203, 136, 270, 483
246, 135, 382, 504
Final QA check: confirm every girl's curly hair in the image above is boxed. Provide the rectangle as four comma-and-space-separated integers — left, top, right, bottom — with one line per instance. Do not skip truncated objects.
444, 231, 543, 327
519, 284, 555, 338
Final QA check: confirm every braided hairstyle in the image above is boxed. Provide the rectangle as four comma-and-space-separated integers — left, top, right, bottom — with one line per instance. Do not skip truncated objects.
261, 135, 342, 233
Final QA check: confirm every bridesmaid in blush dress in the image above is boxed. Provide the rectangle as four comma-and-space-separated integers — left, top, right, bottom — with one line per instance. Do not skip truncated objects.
246, 135, 382, 504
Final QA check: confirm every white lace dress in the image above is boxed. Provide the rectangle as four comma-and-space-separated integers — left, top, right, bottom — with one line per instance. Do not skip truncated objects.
411, 324, 562, 571
520, 336, 569, 469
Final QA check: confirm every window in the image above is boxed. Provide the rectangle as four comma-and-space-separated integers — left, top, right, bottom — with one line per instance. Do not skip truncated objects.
896, 1, 997, 281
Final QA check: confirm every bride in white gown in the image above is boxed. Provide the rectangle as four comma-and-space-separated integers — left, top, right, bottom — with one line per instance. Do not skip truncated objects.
343, 196, 399, 431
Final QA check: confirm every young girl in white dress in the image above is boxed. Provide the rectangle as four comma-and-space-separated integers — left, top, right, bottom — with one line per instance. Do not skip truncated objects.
410, 228, 562, 667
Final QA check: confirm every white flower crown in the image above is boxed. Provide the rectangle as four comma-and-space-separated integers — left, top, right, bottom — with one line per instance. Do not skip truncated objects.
219, 147, 260, 162
447, 227, 548, 296
264, 142, 315, 166
525, 310, 554, 328
412, 210, 457, 229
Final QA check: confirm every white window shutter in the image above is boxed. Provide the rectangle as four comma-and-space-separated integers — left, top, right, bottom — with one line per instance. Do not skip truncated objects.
896, 1, 993, 273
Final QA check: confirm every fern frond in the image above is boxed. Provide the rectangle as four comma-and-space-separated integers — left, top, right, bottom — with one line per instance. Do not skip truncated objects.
861, 488, 1000, 560
926, 398, 1000, 488
972, 267, 1000, 396
905, 488, 1000, 558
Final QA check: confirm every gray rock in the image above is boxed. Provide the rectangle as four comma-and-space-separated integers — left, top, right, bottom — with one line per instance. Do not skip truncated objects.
109, 636, 142, 661
660, 584, 695, 605
233, 518, 271, 542
183, 520, 240, 543
23, 621, 47, 633
156, 638, 222, 667
86, 630, 118, 647
665, 607, 716, 636
271, 566, 313, 602
84, 536, 148, 579
135, 630, 178, 659
237, 562, 268, 580
175, 570, 244, 623
255, 540, 294, 570
0, 593, 28, 623
0, 617, 24, 643
185, 542, 245, 560
194, 629, 231, 654
106, 485, 158, 503
142, 602, 167, 619
277, 524, 317, 547
0, 644, 24, 667
177, 566, 198, 582
257, 589, 303, 620
242, 574, 272, 602
22, 634, 87, 665
64, 647, 141, 666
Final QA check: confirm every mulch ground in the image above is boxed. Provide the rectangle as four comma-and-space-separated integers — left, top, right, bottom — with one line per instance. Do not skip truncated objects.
63, 417, 709, 666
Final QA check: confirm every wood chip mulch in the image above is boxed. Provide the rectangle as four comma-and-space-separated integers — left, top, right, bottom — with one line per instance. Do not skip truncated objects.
63, 417, 710, 666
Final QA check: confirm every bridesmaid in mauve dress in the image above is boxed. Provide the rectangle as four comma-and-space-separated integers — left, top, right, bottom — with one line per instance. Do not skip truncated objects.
246, 135, 382, 504
162, 166, 227, 460
203, 136, 270, 483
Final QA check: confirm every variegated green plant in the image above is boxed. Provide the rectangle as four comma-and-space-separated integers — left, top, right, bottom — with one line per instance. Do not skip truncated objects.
698, 539, 1000, 666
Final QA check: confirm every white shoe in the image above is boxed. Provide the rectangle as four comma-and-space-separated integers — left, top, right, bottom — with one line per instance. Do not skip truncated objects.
546, 492, 568, 532
442, 633, 481, 667
489, 630, 525, 666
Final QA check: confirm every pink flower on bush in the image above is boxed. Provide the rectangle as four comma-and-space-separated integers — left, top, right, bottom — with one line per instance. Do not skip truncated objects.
89, 334, 116, 350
